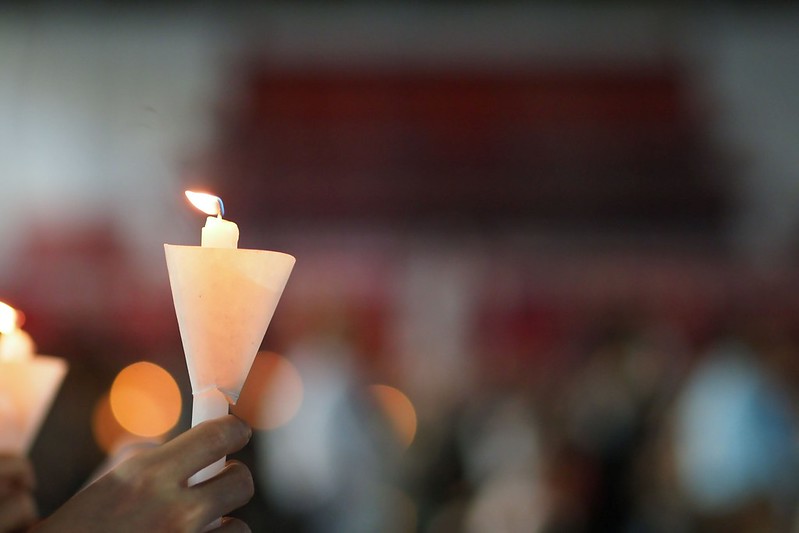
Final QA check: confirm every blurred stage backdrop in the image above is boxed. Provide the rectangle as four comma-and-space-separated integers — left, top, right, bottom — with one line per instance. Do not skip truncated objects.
3, 3, 799, 532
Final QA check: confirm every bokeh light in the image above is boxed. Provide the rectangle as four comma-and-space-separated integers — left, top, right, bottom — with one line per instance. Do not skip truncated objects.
369, 384, 417, 449
232, 351, 303, 430
91, 392, 132, 454
109, 362, 182, 438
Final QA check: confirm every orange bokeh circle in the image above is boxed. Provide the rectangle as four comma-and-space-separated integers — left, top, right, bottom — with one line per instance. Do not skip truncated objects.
231, 351, 303, 431
109, 362, 182, 438
370, 384, 417, 449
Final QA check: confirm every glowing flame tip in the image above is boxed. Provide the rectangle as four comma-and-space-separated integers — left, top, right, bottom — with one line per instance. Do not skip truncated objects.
185, 190, 224, 217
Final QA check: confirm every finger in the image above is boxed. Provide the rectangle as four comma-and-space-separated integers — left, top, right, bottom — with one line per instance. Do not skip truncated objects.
189, 461, 254, 527
212, 517, 251, 533
0, 455, 35, 490
0, 491, 37, 532
146, 415, 251, 480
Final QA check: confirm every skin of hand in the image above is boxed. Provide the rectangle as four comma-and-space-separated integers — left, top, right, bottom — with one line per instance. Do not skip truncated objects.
32, 415, 254, 533
0, 454, 37, 533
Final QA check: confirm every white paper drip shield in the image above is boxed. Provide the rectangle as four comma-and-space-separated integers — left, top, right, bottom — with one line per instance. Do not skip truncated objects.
0, 356, 68, 453
164, 245, 295, 404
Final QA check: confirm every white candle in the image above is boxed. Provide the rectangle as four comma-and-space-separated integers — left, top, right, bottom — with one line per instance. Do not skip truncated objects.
201, 216, 239, 249
167, 192, 295, 528
0, 302, 68, 453
0, 329, 35, 362
185, 191, 239, 249
180, 191, 238, 505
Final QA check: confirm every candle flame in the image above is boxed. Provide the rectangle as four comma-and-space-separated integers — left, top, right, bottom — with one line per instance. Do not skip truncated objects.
0, 302, 34, 362
0, 302, 19, 334
185, 191, 225, 217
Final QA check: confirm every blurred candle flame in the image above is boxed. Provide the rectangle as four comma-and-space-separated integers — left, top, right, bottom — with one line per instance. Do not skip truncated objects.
0, 302, 33, 362
0, 302, 19, 334
185, 190, 224, 217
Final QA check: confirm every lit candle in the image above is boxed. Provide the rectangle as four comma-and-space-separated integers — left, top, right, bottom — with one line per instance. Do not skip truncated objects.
0, 302, 34, 362
184, 191, 239, 249
165, 189, 295, 523
0, 301, 68, 453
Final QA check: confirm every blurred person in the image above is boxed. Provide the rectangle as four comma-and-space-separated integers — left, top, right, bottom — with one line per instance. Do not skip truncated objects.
673, 339, 799, 532
0, 454, 36, 532
457, 392, 549, 533
556, 320, 688, 532
256, 335, 402, 533
30, 415, 254, 533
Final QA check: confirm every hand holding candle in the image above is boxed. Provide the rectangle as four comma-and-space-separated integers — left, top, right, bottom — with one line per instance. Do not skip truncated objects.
165, 191, 295, 498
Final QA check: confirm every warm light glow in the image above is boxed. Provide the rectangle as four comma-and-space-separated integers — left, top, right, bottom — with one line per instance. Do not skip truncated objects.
0, 303, 34, 361
231, 351, 303, 430
0, 302, 19, 334
109, 362, 182, 438
0, 330, 35, 362
92, 392, 132, 454
370, 385, 417, 449
185, 190, 224, 216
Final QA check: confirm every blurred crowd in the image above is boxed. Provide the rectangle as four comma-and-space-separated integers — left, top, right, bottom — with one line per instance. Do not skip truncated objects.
231, 301, 799, 533
4, 223, 799, 533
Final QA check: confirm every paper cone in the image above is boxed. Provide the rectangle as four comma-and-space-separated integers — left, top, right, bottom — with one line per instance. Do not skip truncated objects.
164, 245, 295, 404
0, 356, 68, 453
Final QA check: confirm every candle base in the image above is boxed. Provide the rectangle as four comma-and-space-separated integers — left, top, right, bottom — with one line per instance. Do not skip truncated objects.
189, 388, 229, 486
191, 388, 228, 530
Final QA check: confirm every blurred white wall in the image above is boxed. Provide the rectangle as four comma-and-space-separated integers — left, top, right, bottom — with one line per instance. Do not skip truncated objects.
0, 6, 221, 279
687, 9, 799, 264
1, 4, 799, 277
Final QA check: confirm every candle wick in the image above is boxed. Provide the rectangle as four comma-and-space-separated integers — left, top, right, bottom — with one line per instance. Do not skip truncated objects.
217, 198, 225, 218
